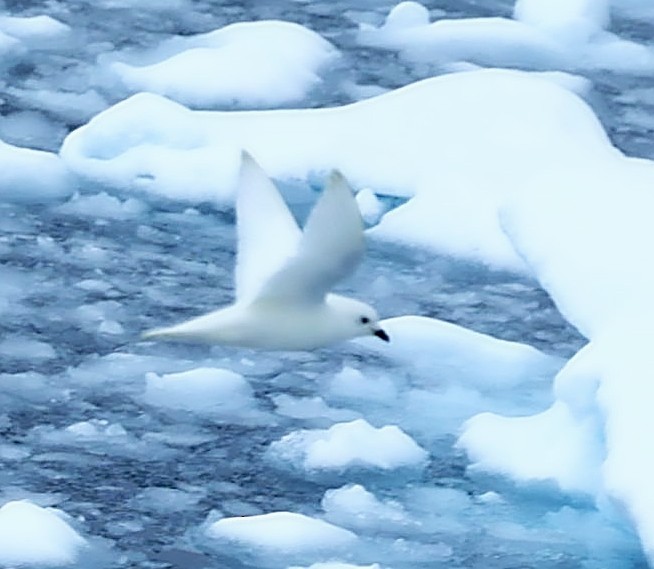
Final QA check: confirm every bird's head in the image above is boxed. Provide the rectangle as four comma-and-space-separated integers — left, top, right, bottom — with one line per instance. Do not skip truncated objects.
327, 295, 390, 343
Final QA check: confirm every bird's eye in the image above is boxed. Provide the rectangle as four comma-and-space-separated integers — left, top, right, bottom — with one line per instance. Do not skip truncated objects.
360, 316, 370, 324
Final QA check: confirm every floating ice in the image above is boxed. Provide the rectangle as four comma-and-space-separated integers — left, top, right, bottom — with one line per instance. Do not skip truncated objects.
269, 418, 428, 472
273, 394, 360, 422
456, 93, 654, 561
514, 0, 609, 42
357, 315, 562, 388
0, 15, 70, 46
356, 188, 386, 225
143, 367, 258, 419
0, 138, 73, 200
206, 511, 356, 553
290, 564, 380, 569
110, 20, 338, 108
56, 192, 146, 219
358, 4, 567, 70
0, 500, 87, 566
322, 484, 410, 529
327, 366, 398, 404
0, 336, 56, 361
62, 69, 621, 270
360, 0, 653, 73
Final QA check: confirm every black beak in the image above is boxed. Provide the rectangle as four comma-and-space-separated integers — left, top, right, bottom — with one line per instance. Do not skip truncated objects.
373, 328, 390, 342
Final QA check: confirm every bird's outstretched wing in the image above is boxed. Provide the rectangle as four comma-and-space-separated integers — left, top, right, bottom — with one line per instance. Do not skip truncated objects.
253, 170, 365, 306
235, 151, 302, 302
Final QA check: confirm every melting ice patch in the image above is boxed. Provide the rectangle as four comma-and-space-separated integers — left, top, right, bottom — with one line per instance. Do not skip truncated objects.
109, 20, 339, 108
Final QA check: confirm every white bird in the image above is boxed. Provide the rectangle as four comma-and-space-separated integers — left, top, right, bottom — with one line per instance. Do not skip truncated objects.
142, 151, 389, 350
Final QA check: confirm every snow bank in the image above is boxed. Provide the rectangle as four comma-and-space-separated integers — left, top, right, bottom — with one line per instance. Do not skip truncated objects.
110, 20, 338, 108
269, 418, 428, 472
1, 138, 73, 200
360, 0, 653, 73
0, 500, 87, 566
144, 367, 256, 418
62, 69, 620, 270
206, 511, 356, 553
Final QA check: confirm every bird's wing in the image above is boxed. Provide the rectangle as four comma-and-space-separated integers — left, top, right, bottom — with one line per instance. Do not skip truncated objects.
253, 170, 365, 305
234, 151, 302, 302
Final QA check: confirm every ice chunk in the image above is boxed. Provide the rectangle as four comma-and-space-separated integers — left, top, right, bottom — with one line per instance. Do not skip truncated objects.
356, 315, 561, 388
273, 394, 360, 422
0, 110, 67, 151
110, 20, 338, 108
359, 10, 567, 70
0, 336, 56, 360
56, 192, 146, 219
0, 15, 70, 44
514, 0, 609, 42
143, 367, 257, 418
361, 1, 652, 73
290, 564, 380, 569
4, 87, 108, 124
63, 69, 620, 270
356, 188, 385, 224
0, 138, 73, 200
327, 366, 398, 403
322, 484, 410, 528
269, 419, 428, 471
206, 511, 356, 553
130, 487, 203, 513
0, 500, 87, 566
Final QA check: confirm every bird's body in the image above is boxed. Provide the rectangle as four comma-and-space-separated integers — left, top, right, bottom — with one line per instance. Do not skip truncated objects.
143, 294, 380, 351
142, 151, 389, 350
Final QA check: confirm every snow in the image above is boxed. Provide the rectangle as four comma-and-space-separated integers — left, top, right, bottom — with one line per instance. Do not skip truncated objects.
0, 500, 87, 566
109, 20, 338, 108
206, 511, 356, 553
268, 418, 428, 471
62, 68, 619, 270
